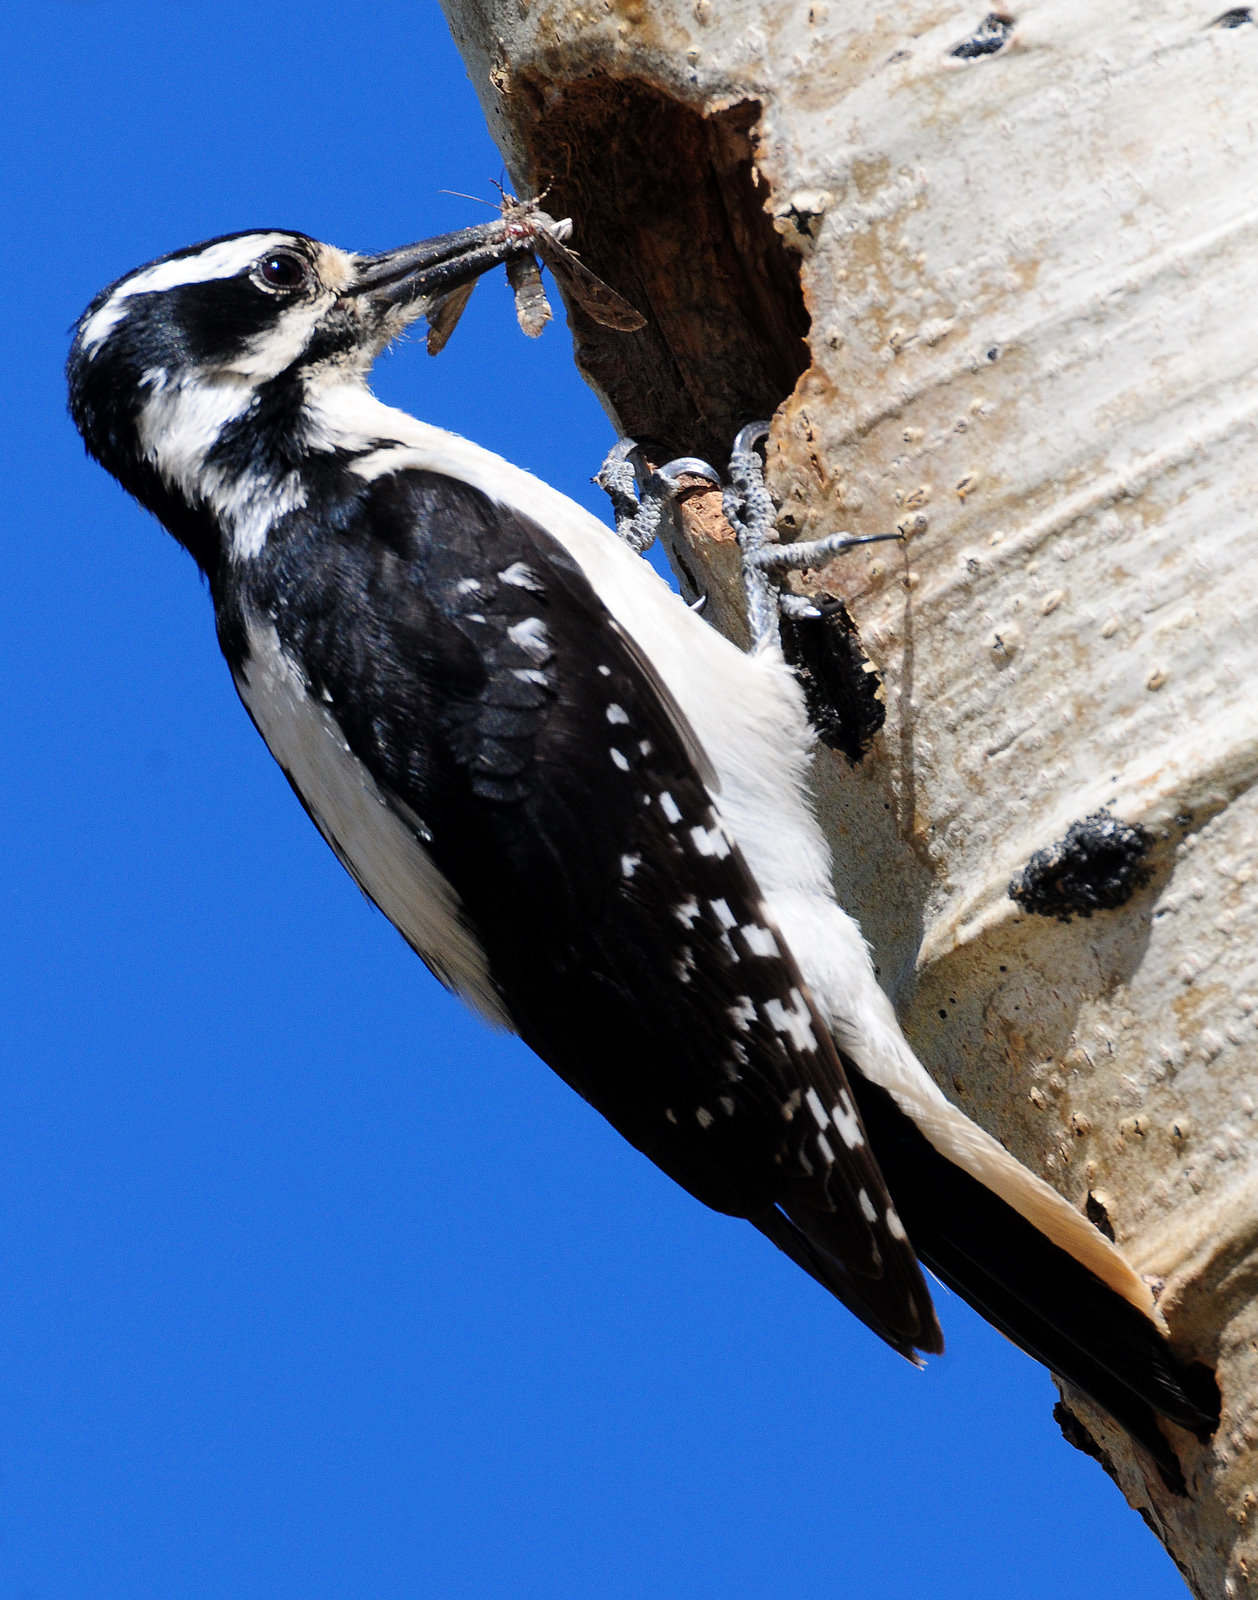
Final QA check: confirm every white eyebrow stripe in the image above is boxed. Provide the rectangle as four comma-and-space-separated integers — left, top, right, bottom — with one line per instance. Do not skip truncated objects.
80, 233, 293, 354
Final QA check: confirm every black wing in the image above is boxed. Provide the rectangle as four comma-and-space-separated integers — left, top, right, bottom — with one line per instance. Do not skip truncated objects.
240, 467, 939, 1356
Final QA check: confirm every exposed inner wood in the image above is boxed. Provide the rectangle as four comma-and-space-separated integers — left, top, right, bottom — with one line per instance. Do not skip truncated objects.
515, 79, 890, 759
520, 82, 809, 464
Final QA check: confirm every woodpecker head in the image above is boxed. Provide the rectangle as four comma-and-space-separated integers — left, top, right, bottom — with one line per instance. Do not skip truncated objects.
67, 223, 525, 575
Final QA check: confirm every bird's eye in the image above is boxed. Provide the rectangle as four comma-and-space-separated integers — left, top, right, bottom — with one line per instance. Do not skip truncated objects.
256, 252, 309, 291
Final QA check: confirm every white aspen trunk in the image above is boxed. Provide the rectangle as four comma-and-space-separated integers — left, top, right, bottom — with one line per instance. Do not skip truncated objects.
437, 2, 1258, 1590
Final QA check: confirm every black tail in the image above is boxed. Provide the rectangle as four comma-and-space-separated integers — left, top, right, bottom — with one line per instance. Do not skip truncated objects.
847, 1072, 1219, 1492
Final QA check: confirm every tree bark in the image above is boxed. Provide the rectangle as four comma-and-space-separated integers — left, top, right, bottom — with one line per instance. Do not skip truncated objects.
436, 2, 1258, 1591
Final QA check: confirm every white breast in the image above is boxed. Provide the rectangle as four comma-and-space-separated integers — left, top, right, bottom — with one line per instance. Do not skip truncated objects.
233, 613, 511, 1029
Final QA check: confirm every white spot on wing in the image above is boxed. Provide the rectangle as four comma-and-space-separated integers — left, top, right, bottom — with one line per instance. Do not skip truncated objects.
805, 1088, 829, 1130
817, 1132, 836, 1164
512, 668, 548, 686
610, 748, 630, 771
696, 1106, 714, 1129
456, 578, 482, 595
658, 792, 681, 824
831, 1091, 865, 1150
730, 996, 757, 1032
709, 899, 737, 929
740, 924, 780, 959
674, 897, 700, 927
499, 561, 544, 591
620, 854, 640, 879
859, 1189, 878, 1223
606, 703, 630, 724
689, 824, 730, 858
507, 617, 550, 660
764, 990, 818, 1052
887, 1208, 908, 1241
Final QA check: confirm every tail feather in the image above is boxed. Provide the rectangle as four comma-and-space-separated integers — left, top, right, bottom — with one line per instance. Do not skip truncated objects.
752, 1204, 944, 1363
846, 1070, 1219, 1486
935, 1238, 1195, 1492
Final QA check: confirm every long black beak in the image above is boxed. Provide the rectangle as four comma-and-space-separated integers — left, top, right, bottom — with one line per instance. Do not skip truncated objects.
352, 219, 532, 308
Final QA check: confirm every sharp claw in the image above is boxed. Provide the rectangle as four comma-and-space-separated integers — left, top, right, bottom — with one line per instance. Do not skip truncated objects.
648, 456, 722, 494
732, 420, 771, 457
601, 436, 641, 467
596, 437, 647, 489
778, 593, 824, 619
689, 592, 708, 613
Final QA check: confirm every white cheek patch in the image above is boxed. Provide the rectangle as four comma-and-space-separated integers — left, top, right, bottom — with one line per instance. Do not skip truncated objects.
136, 368, 256, 485
79, 233, 293, 354
135, 371, 307, 561
232, 298, 329, 381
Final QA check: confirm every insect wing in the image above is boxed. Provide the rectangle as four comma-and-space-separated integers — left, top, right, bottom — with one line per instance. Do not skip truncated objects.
425, 281, 477, 356
532, 230, 647, 332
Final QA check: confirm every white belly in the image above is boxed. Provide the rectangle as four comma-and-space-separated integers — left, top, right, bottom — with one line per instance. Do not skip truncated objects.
232, 612, 511, 1029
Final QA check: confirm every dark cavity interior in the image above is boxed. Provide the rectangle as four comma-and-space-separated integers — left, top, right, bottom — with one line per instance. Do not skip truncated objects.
520, 84, 811, 465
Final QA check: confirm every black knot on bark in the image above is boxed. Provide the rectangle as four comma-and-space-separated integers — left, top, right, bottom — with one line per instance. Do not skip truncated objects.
1008, 809, 1152, 921
950, 13, 1015, 59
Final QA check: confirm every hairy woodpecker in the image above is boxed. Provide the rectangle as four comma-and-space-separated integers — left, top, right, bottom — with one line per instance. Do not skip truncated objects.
68, 222, 1217, 1488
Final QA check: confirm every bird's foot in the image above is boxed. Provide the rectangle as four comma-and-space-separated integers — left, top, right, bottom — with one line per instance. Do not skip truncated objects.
724, 422, 904, 654
598, 427, 903, 653
595, 438, 720, 555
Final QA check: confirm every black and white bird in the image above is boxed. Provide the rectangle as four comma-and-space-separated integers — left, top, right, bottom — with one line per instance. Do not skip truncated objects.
68, 220, 1217, 1487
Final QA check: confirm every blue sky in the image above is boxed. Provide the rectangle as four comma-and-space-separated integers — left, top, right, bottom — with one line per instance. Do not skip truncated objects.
1, 3, 1185, 1595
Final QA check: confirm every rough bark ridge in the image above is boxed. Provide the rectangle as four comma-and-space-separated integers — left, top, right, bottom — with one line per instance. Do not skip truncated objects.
437, 3, 1258, 1592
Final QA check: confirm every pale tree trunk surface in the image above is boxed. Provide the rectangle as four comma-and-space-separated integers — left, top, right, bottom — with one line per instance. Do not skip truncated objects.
437, 1, 1258, 1591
